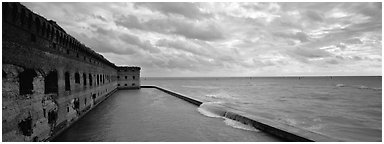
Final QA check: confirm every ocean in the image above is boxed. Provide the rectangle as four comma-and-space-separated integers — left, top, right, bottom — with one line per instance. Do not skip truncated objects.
142, 76, 382, 142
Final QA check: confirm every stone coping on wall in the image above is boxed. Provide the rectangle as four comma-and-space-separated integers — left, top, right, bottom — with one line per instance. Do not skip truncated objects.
140, 85, 343, 142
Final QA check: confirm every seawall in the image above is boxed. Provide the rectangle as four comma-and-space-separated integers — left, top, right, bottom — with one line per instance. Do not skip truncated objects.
141, 85, 342, 142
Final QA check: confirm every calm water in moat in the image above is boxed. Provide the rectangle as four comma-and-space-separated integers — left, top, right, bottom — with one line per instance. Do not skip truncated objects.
142, 76, 382, 141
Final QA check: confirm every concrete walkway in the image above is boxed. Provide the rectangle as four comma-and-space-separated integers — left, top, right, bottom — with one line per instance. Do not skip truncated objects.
53, 88, 282, 142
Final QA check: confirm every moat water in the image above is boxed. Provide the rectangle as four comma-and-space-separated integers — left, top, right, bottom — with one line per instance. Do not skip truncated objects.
142, 76, 382, 142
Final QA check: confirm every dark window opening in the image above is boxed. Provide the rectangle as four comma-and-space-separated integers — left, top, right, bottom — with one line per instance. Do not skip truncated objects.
132, 76, 135, 80
43, 109, 46, 117
125, 76, 127, 79
89, 74, 92, 86
84, 56, 86, 61
117, 76, 120, 79
125, 84, 127, 86
65, 72, 71, 91
18, 117, 32, 136
118, 84, 120, 86
132, 83, 135, 86
66, 50, 70, 54
74, 72, 80, 84
74, 98, 80, 109
44, 70, 58, 94
19, 69, 37, 95
67, 107, 69, 112
97, 75, 99, 85
83, 73, 87, 86
84, 98, 87, 105
76, 53, 79, 58
48, 110, 57, 124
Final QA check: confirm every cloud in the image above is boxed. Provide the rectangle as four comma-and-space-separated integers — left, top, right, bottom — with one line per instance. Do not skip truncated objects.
116, 15, 225, 41
272, 31, 310, 43
22, 2, 382, 76
134, 2, 212, 20
305, 10, 324, 22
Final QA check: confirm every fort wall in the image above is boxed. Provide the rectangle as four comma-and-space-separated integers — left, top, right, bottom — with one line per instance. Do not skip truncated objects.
117, 66, 141, 89
2, 2, 140, 142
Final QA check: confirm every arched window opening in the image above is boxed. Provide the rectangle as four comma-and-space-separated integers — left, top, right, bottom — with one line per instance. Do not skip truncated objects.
83, 73, 87, 86
132, 76, 135, 80
74, 98, 80, 109
19, 69, 37, 95
47, 110, 57, 124
74, 72, 80, 84
89, 74, 92, 86
44, 70, 58, 94
65, 72, 71, 91
18, 117, 32, 136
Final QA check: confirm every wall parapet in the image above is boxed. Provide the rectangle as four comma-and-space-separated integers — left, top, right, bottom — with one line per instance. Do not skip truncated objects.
3, 2, 117, 69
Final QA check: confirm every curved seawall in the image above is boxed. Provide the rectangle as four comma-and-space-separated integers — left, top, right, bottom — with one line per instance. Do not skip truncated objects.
141, 85, 342, 142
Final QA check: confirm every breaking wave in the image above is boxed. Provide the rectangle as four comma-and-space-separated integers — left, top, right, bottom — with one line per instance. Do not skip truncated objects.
223, 118, 260, 132
205, 91, 238, 100
197, 102, 259, 132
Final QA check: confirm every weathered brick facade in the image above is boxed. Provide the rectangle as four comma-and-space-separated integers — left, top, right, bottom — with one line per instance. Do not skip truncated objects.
2, 2, 140, 141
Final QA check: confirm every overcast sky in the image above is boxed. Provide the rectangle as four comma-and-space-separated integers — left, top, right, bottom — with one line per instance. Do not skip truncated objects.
23, 2, 382, 77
